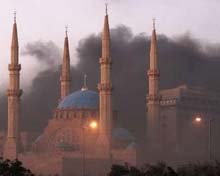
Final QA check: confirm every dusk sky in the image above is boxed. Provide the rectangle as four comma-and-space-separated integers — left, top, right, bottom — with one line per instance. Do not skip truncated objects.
0, 0, 220, 93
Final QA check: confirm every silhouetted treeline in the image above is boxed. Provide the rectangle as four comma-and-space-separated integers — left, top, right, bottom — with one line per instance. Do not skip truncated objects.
0, 157, 34, 176
109, 162, 220, 176
0, 158, 61, 176
1, 157, 220, 176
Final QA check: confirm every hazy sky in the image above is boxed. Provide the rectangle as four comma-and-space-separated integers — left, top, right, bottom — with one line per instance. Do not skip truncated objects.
0, 0, 220, 92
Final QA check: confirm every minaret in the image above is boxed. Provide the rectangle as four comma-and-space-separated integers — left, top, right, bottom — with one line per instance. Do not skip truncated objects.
60, 27, 71, 100
4, 13, 22, 160
147, 19, 160, 144
97, 4, 113, 152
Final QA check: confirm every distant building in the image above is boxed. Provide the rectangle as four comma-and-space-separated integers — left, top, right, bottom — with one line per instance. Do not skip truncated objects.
159, 85, 220, 162
145, 20, 220, 164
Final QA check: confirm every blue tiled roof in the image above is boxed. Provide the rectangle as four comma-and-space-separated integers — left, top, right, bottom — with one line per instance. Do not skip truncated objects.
112, 128, 136, 141
58, 90, 99, 109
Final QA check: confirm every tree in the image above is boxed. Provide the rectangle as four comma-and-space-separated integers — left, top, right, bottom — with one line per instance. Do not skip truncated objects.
0, 157, 34, 176
143, 162, 177, 176
177, 161, 220, 176
108, 162, 177, 176
109, 164, 130, 176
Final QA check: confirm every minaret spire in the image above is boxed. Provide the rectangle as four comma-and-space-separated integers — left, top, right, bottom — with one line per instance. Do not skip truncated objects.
147, 19, 160, 146
150, 18, 158, 71
60, 27, 71, 100
4, 14, 22, 160
97, 4, 113, 156
102, 5, 110, 59
11, 12, 19, 65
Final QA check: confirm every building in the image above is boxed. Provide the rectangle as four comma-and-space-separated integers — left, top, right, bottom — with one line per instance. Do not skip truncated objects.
145, 21, 220, 164
159, 85, 220, 163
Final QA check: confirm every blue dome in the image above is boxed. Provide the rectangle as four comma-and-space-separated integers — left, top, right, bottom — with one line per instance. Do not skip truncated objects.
112, 128, 136, 141
58, 90, 99, 109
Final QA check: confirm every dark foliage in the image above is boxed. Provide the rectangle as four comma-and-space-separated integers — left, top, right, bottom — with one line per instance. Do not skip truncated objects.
109, 164, 129, 176
0, 157, 34, 176
109, 162, 176, 176
109, 161, 220, 176
144, 162, 177, 176
177, 161, 220, 176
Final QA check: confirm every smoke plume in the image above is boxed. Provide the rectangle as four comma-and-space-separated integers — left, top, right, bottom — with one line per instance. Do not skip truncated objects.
21, 41, 61, 68
0, 25, 220, 139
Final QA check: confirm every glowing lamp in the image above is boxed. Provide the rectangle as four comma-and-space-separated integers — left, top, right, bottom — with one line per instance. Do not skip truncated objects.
195, 117, 202, 123
89, 121, 98, 129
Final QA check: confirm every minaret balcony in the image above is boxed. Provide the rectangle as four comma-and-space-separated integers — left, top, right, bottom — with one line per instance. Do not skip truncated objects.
60, 76, 71, 82
99, 57, 112, 65
98, 83, 113, 92
7, 89, 22, 97
8, 64, 21, 71
147, 94, 160, 101
147, 70, 160, 77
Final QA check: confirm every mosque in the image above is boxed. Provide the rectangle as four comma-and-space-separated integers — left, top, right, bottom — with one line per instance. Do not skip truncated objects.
1, 6, 220, 176
2, 8, 137, 176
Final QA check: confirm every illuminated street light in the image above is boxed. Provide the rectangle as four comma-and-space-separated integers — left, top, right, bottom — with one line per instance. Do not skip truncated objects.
89, 121, 98, 130
195, 117, 202, 123
192, 114, 214, 161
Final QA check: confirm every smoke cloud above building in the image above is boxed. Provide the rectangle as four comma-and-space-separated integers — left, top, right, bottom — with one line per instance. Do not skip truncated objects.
0, 25, 220, 139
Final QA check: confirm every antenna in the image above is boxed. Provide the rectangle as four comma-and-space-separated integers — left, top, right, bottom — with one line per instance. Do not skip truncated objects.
65, 26, 68, 37
14, 10, 16, 23
84, 74, 87, 89
81, 74, 88, 91
105, 2, 108, 15
153, 18, 156, 30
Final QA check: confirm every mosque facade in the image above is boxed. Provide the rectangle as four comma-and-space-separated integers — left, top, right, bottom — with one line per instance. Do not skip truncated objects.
1, 7, 220, 176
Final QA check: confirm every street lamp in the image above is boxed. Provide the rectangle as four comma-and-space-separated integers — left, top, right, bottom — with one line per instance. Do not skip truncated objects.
193, 115, 214, 161
195, 116, 202, 123
89, 121, 98, 129
81, 120, 98, 176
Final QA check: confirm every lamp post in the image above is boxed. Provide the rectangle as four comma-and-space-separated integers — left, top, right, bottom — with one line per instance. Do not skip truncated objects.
82, 124, 85, 176
208, 118, 213, 161
193, 115, 214, 161
81, 120, 98, 176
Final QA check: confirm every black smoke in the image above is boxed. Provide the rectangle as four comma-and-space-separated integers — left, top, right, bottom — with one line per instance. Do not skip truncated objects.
76, 25, 220, 138
0, 25, 220, 139
21, 41, 61, 66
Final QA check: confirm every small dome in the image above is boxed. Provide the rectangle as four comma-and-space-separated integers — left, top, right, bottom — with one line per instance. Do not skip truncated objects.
112, 128, 135, 141
56, 141, 76, 151
58, 90, 99, 109
126, 142, 137, 150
